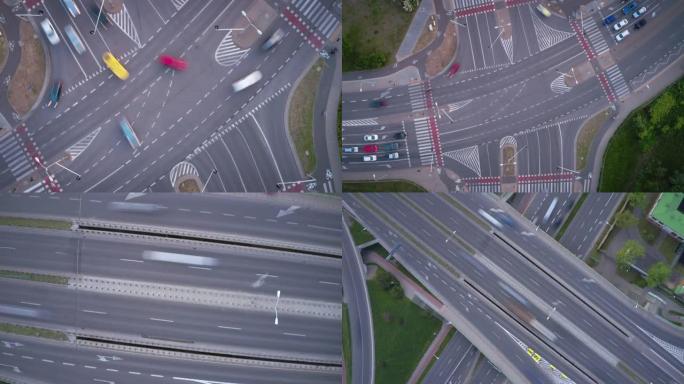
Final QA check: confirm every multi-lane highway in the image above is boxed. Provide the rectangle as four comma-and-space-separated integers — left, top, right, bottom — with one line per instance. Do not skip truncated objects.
0, 194, 342, 383
559, 192, 622, 257
344, 192, 684, 384
341, 0, 684, 192
0, 0, 340, 193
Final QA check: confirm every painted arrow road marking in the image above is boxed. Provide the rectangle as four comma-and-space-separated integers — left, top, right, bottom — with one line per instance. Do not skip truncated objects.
276, 205, 300, 218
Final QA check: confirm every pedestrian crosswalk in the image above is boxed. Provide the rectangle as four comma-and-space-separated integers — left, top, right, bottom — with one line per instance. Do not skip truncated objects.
583, 18, 609, 56
461, 173, 576, 192
455, 0, 495, 17
604, 64, 629, 99
530, 5, 575, 51
321, 179, 334, 193
291, 0, 339, 39
109, 4, 142, 48
214, 32, 250, 67
408, 84, 435, 166
341, 118, 378, 127
0, 133, 32, 180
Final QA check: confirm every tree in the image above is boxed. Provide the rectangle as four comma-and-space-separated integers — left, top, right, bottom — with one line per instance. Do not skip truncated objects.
648, 90, 675, 127
646, 262, 671, 287
670, 171, 684, 192
615, 211, 638, 229
616, 240, 645, 271
626, 193, 648, 210
376, 268, 395, 290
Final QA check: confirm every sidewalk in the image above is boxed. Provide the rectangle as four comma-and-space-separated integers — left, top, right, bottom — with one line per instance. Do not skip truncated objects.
406, 322, 450, 384
342, 65, 422, 93
395, 0, 436, 62
343, 166, 449, 192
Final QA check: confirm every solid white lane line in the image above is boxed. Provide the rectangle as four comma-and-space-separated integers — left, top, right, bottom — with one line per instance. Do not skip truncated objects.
149, 318, 174, 323
318, 281, 340, 286
217, 326, 242, 330
82, 310, 108, 315
20, 301, 41, 306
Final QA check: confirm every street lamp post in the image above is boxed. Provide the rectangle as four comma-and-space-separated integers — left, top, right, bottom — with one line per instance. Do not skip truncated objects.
90, 0, 105, 35
241, 10, 262, 35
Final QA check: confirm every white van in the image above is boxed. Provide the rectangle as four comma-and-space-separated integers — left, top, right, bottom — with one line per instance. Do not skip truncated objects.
232, 71, 263, 92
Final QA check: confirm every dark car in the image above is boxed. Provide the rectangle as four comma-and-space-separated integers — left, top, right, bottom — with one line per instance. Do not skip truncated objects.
447, 62, 460, 77
394, 132, 407, 139
48, 81, 62, 108
634, 19, 647, 29
622, 1, 637, 15
380, 142, 400, 151
370, 99, 387, 108
603, 15, 616, 26
90, 5, 110, 29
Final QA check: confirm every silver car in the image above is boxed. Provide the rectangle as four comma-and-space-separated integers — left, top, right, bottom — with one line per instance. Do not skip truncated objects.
64, 24, 85, 54
40, 19, 60, 45
232, 71, 262, 92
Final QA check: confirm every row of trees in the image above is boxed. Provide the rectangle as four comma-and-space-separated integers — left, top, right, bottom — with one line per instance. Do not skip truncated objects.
616, 240, 672, 288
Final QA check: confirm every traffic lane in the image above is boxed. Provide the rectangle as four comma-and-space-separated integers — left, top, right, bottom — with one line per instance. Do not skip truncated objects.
454, 193, 684, 375
0, 334, 340, 384
422, 332, 473, 384
342, 217, 373, 384
368, 193, 667, 384
0, 194, 342, 251
344, 195, 589, 384
0, 279, 341, 361
560, 193, 620, 256
0, 228, 77, 274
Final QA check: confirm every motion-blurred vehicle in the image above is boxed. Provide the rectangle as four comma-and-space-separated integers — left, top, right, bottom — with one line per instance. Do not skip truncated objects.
47, 81, 62, 108
394, 132, 407, 139
388, 152, 399, 159
343, 146, 359, 153
90, 5, 110, 29
61, 0, 80, 17
542, 197, 559, 224
634, 19, 647, 29
363, 145, 378, 153
478, 209, 503, 229
40, 19, 60, 45
536, 4, 551, 17
615, 29, 630, 42
103, 52, 129, 80
261, 28, 284, 50
632, 6, 646, 18
159, 54, 187, 71
119, 117, 141, 149
363, 134, 378, 142
108, 202, 164, 213
363, 155, 377, 162
613, 19, 628, 31
232, 71, 262, 92
64, 24, 85, 54
447, 62, 460, 77
370, 99, 387, 108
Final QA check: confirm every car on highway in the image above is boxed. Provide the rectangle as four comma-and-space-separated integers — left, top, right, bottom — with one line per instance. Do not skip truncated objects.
363, 144, 378, 153
64, 24, 85, 54
632, 6, 646, 18
40, 19, 60, 45
615, 29, 630, 42
613, 19, 628, 31
343, 146, 359, 153
394, 132, 406, 139
447, 62, 460, 77
363, 134, 378, 142
47, 81, 62, 108
388, 152, 399, 159
90, 5, 110, 29
61, 0, 80, 17
159, 54, 187, 71
262, 28, 284, 50
363, 155, 377, 162
603, 14, 616, 26
634, 19, 647, 29
536, 4, 551, 17
232, 70, 262, 92
370, 99, 387, 108
103, 52, 129, 80
622, 1, 637, 15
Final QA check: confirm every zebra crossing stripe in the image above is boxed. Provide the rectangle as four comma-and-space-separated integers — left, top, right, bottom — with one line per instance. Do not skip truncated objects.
109, 4, 142, 48
214, 32, 250, 67
67, 128, 102, 161
530, 5, 575, 51
171, 0, 190, 11
605, 65, 629, 99
583, 19, 608, 55
342, 118, 378, 127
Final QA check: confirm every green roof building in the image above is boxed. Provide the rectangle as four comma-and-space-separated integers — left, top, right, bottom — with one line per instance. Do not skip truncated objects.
649, 193, 684, 242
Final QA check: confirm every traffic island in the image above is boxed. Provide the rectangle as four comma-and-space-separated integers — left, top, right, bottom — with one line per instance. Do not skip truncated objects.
499, 136, 517, 193
7, 20, 46, 117
412, 15, 437, 55
232, 0, 277, 49
288, 59, 324, 175
424, 22, 457, 77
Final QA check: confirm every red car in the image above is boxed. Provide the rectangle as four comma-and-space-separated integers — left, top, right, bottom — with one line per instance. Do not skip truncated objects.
363, 145, 378, 153
159, 54, 187, 71
447, 62, 460, 78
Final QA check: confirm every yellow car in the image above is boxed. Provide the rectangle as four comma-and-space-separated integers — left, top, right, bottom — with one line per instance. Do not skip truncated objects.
102, 52, 129, 80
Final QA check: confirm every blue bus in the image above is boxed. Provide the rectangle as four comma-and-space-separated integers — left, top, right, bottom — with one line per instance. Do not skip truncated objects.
119, 118, 141, 149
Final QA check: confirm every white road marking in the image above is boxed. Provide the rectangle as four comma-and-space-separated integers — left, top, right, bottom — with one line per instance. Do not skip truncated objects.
217, 326, 242, 330
149, 318, 174, 323
20, 301, 41, 306
120, 258, 144, 263
82, 309, 108, 315
283, 332, 306, 337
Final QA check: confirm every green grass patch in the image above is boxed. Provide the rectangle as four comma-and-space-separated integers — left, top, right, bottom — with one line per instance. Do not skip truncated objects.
599, 76, 684, 191
342, 0, 414, 72
288, 60, 325, 174
0, 270, 68, 285
576, 109, 610, 171
367, 243, 389, 258
586, 251, 602, 268
617, 267, 647, 287
658, 236, 680, 265
368, 276, 441, 384
343, 180, 427, 192
638, 218, 661, 245
342, 304, 352, 384
0, 322, 67, 341
556, 194, 588, 240
349, 217, 375, 245
417, 327, 455, 384
0, 216, 71, 230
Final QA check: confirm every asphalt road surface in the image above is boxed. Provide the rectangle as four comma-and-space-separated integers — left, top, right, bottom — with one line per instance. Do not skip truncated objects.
559, 193, 622, 257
